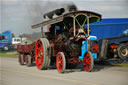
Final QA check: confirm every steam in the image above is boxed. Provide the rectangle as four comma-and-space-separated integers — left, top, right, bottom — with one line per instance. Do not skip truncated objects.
27, 1, 77, 24
26, 1, 77, 34
67, 4, 78, 12
1, 0, 77, 37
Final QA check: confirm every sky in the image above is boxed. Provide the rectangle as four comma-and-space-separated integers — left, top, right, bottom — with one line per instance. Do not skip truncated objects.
0, 0, 128, 36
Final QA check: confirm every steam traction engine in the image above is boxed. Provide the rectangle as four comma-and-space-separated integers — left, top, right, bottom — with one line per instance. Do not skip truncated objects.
32, 8, 102, 73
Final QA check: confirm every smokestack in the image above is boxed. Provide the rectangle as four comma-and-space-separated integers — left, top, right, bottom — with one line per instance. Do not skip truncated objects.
68, 4, 77, 12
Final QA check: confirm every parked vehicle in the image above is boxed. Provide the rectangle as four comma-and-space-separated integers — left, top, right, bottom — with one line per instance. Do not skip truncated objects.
0, 30, 13, 51
89, 19, 128, 61
12, 37, 21, 44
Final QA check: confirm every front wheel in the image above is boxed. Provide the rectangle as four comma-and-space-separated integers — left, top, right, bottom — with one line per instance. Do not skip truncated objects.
83, 51, 94, 72
56, 52, 66, 73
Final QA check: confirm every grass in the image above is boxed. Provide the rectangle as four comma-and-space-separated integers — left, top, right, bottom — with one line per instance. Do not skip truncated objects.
0, 50, 18, 58
120, 63, 128, 67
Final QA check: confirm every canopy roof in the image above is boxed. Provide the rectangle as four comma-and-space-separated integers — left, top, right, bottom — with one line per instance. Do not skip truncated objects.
32, 11, 102, 29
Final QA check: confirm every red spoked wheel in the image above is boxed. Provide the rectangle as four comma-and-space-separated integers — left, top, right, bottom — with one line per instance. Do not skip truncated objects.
83, 51, 94, 72
56, 52, 66, 73
35, 40, 44, 69
35, 38, 50, 70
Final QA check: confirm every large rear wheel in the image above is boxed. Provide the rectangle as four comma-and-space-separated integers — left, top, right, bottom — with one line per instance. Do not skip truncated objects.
35, 38, 50, 70
83, 51, 94, 72
56, 52, 66, 73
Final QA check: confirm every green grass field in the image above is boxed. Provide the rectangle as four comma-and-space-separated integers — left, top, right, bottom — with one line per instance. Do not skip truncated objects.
0, 50, 18, 58
120, 63, 128, 67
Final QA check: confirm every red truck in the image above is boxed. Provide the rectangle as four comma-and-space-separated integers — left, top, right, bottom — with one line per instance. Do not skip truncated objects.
17, 42, 35, 66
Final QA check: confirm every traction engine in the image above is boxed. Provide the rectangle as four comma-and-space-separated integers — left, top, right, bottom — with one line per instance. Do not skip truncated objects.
32, 8, 102, 73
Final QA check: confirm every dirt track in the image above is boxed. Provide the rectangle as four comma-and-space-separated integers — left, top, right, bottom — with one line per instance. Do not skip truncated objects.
0, 57, 128, 85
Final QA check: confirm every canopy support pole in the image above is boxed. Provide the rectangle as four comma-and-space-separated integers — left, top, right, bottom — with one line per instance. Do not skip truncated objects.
41, 27, 44, 37
87, 17, 90, 36
73, 17, 76, 37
